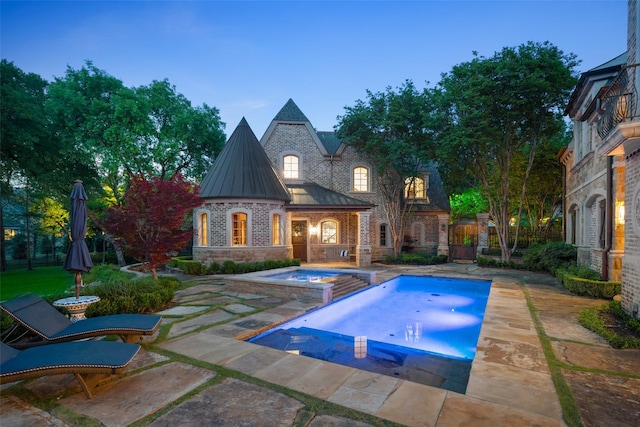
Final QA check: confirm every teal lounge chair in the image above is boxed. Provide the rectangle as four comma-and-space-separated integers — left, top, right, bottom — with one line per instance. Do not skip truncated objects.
1, 340, 140, 398
1, 293, 161, 349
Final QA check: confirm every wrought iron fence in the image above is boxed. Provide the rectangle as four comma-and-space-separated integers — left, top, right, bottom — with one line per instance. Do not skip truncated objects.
487, 227, 563, 249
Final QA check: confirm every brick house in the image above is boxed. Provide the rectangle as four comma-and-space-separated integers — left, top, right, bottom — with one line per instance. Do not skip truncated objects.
193, 99, 450, 268
561, 0, 640, 319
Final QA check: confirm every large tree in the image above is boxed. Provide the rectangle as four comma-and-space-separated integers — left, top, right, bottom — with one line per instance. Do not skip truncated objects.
435, 41, 578, 261
336, 80, 440, 256
103, 175, 202, 279
46, 62, 226, 199
45, 62, 226, 265
1, 60, 98, 271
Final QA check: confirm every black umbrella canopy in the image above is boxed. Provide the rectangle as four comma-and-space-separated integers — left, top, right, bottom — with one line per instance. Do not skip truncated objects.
63, 180, 93, 299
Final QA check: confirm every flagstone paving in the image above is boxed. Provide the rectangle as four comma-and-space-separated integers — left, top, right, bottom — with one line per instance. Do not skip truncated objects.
2, 263, 639, 426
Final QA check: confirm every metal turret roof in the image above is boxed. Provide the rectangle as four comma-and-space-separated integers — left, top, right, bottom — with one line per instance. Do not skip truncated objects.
199, 118, 290, 201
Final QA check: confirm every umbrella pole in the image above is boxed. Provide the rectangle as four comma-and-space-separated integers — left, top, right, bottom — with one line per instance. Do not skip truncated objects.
75, 272, 82, 299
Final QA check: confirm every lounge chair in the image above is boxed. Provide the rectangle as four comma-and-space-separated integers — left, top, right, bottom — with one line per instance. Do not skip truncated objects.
0, 293, 161, 349
1, 340, 140, 398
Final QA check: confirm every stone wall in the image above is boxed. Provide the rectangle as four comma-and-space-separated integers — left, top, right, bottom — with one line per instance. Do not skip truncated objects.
623, 150, 640, 317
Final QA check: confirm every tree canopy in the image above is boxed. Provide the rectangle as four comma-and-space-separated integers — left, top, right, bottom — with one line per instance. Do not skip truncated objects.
46, 62, 226, 204
1, 60, 225, 270
336, 80, 440, 256
435, 41, 579, 260
104, 175, 202, 279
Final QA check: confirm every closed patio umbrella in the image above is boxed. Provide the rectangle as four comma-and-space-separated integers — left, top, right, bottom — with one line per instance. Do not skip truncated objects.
63, 180, 93, 299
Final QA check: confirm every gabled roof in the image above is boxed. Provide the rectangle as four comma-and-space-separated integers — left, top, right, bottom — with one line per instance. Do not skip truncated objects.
262, 99, 346, 157
565, 52, 627, 117
199, 118, 290, 201
316, 131, 344, 155
286, 183, 374, 211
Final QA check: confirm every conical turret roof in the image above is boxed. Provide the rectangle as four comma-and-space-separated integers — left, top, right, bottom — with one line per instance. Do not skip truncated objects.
199, 118, 290, 201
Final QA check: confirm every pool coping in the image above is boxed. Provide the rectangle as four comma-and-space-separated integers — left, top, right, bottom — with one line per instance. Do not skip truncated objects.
159, 269, 566, 426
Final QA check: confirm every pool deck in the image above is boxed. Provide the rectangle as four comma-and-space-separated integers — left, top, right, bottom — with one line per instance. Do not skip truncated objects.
2, 263, 639, 426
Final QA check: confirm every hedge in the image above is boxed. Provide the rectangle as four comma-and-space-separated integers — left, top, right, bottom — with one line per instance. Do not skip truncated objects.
560, 274, 621, 299
168, 257, 301, 275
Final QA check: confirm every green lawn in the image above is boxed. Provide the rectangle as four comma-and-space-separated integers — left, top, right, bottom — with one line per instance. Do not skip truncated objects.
0, 267, 74, 301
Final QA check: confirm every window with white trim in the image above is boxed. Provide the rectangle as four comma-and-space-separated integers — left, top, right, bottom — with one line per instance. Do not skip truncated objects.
283, 155, 299, 179
198, 212, 208, 246
353, 166, 369, 192
405, 176, 425, 199
272, 214, 281, 245
232, 212, 247, 246
321, 220, 338, 244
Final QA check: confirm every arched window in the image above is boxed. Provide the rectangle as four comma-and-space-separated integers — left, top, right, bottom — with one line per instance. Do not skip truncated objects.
405, 177, 425, 199
198, 212, 209, 246
283, 154, 299, 179
232, 212, 247, 246
321, 220, 338, 244
353, 166, 369, 192
272, 214, 281, 245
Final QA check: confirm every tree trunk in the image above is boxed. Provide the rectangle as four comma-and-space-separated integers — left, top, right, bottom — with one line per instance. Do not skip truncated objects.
87, 211, 126, 266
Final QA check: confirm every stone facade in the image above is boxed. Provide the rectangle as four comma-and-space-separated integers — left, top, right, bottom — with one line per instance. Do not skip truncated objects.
195, 100, 450, 268
561, 0, 640, 318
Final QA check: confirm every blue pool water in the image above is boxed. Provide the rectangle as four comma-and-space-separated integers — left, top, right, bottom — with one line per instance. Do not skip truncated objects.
266, 269, 342, 282
249, 275, 492, 393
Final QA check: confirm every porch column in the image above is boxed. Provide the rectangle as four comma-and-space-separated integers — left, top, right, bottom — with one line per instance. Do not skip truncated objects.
477, 213, 490, 256
437, 214, 450, 256
285, 211, 294, 259
356, 211, 372, 267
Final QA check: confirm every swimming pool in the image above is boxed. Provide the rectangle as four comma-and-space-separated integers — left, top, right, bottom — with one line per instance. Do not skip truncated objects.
249, 275, 492, 393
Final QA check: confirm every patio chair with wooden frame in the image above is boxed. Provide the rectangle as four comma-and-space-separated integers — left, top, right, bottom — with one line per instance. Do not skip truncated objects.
0, 293, 161, 349
0, 340, 140, 398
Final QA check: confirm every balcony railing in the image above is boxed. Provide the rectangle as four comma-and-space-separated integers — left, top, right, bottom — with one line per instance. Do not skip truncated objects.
597, 64, 640, 139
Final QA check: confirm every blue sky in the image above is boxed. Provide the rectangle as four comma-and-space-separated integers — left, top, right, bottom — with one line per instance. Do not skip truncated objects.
1, 0, 629, 138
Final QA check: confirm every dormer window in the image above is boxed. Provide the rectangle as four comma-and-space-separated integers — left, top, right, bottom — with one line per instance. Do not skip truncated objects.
283, 154, 299, 179
405, 176, 426, 199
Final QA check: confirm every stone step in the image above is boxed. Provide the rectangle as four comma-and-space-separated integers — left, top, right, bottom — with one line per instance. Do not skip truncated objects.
331, 275, 370, 300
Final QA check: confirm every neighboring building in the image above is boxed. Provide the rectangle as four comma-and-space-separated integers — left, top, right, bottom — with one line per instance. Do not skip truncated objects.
194, 99, 450, 267
561, 0, 640, 319
562, 53, 626, 281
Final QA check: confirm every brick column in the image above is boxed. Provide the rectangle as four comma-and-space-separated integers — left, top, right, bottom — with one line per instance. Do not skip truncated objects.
437, 214, 450, 256
477, 213, 490, 256
356, 211, 372, 267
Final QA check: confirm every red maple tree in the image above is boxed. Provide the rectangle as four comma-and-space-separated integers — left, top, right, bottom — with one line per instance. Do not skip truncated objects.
105, 175, 202, 279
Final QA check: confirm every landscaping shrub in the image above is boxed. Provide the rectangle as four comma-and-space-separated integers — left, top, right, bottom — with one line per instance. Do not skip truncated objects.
609, 301, 640, 335
207, 261, 221, 274
176, 259, 203, 275
222, 260, 237, 274
83, 264, 135, 285
522, 242, 577, 272
561, 275, 621, 299
167, 257, 301, 275
84, 276, 178, 316
579, 302, 640, 349
384, 253, 448, 265
168, 255, 192, 268
476, 256, 524, 270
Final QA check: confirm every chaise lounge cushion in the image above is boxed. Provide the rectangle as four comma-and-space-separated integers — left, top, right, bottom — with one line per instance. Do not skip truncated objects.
1, 293, 161, 348
1, 340, 140, 398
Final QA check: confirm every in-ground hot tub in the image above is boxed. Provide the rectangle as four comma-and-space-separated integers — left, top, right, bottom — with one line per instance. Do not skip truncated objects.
225, 267, 376, 303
